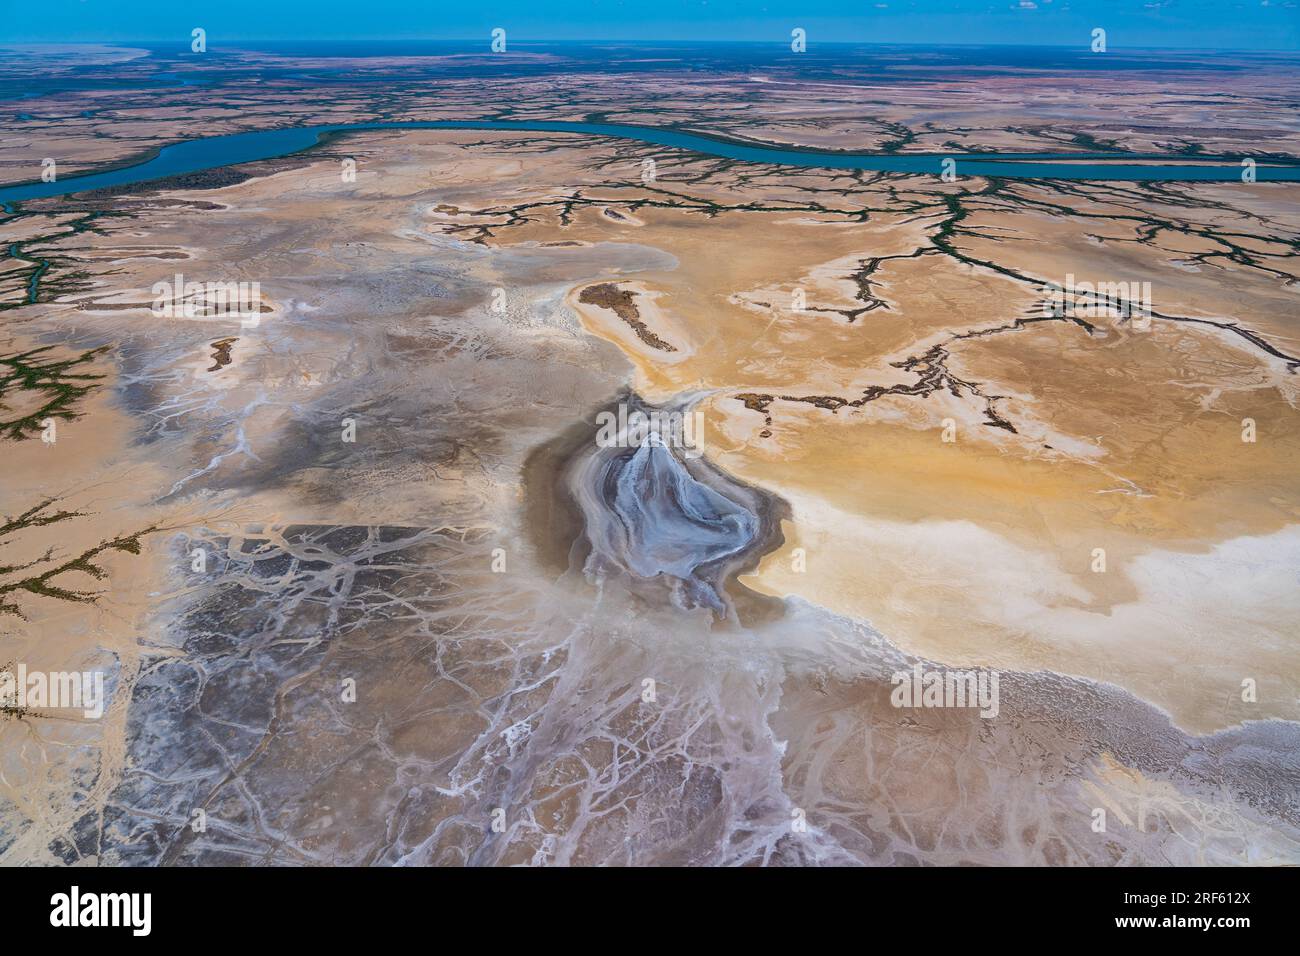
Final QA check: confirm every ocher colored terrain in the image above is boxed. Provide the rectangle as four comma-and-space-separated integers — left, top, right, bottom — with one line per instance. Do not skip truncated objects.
0, 45, 1297, 865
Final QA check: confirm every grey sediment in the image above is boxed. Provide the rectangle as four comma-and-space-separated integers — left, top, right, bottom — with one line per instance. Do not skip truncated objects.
523, 389, 789, 626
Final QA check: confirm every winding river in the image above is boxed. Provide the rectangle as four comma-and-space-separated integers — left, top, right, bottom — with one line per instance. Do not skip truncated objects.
2, 119, 1299, 205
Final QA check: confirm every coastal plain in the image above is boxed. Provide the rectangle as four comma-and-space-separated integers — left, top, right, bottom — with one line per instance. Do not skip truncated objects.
1, 43, 1297, 865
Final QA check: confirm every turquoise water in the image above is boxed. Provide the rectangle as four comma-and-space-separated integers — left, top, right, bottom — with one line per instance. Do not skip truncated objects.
1, 119, 1297, 204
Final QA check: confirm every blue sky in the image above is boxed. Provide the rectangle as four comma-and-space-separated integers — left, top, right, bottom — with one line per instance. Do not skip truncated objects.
4, 0, 1297, 50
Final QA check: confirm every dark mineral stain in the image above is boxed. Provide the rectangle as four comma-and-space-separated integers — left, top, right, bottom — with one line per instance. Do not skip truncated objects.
206, 337, 237, 372
578, 282, 677, 353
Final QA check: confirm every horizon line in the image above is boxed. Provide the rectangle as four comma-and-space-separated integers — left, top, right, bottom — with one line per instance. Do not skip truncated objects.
5, 38, 1299, 54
